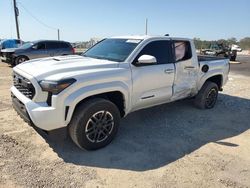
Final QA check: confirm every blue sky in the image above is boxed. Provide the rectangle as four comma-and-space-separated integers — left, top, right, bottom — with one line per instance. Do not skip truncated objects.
0, 0, 250, 42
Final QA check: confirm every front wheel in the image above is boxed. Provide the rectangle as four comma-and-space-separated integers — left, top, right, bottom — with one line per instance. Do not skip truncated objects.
15, 56, 28, 65
68, 98, 121, 150
194, 81, 219, 109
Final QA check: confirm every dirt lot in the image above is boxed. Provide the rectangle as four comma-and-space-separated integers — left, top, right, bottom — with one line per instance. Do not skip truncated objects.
0, 59, 250, 188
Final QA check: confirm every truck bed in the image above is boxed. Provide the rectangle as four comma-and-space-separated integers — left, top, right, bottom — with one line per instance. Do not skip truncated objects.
198, 55, 228, 62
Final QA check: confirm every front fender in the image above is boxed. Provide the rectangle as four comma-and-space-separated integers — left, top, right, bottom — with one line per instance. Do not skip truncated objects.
64, 81, 130, 123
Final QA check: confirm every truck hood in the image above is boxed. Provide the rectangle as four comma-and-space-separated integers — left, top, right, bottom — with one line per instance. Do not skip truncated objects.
14, 55, 120, 80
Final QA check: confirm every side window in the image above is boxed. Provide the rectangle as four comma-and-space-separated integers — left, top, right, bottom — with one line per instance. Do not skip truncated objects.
60, 42, 70, 48
16, 40, 22, 44
46, 42, 60, 49
135, 40, 173, 65
174, 41, 192, 62
37, 42, 46, 50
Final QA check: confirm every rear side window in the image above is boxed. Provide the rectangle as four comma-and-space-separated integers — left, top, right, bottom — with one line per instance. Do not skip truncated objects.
15, 40, 21, 44
46, 42, 61, 49
174, 41, 192, 62
60, 42, 70, 48
136, 40, 173, 64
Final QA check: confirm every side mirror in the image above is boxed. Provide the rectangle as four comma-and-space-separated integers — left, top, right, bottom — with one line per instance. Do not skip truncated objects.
32, 45, 37, 50
137, 55, 157, 64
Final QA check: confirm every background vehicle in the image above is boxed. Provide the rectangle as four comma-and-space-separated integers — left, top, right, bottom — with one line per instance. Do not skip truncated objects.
0, 39, 24, 62
1, 40, 75, 66
200, 42, 241, 61
230, 44, 242, 61
11, 35, 229, 150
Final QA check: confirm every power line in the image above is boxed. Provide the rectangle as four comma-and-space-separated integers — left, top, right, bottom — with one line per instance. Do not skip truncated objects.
17, 1, 57, 31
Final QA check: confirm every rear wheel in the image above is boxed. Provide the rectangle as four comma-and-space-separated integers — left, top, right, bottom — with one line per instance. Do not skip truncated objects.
230, 55, 236, 61
194, 81, 219, 109
230, 50, 237, 61
68, 98, 120, 150
15, 56, 28, 65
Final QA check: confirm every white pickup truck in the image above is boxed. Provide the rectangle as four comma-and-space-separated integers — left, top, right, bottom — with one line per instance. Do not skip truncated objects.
11, 35, 229, 150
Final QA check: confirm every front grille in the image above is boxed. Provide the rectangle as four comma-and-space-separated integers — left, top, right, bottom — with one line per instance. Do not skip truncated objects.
13, 72, 35, 99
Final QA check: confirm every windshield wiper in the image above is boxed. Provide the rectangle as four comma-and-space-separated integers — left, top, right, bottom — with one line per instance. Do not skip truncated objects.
83, 55, 105, 60
82, 54, 121, 62
92, 56, 105, 60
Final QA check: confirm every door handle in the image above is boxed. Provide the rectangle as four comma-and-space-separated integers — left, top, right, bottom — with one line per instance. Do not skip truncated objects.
184, 66, 195, 69
164, 69, 174, 74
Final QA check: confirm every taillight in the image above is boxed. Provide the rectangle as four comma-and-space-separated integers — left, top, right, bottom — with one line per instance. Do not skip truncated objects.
72, 48, 75, 54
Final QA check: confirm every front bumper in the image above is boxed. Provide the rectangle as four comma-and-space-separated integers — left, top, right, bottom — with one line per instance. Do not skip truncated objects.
11, 86, 67, 131
1, 56, 7, 62
1, 53, 14, 64
12, 93, 31, 123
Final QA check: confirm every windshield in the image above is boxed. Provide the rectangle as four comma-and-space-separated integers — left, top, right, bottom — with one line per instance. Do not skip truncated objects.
83, 38, 141, 62
19, 42, 34, 49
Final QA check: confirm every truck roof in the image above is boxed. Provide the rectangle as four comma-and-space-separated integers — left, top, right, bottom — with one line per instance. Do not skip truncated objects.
30, 40, 70, 44
110, 35, 191, 41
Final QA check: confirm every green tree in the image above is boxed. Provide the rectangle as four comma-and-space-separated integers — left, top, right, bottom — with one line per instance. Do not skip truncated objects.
227, 37, 237, 45
239, 37, 250, 50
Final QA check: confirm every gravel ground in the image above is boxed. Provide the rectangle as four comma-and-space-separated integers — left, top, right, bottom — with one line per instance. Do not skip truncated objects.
0, 59, 250, 188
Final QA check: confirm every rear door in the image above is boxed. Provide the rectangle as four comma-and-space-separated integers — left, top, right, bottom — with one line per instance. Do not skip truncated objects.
46, 41, 61, 56
131, 39, 175, 111
172, 40, 199, 100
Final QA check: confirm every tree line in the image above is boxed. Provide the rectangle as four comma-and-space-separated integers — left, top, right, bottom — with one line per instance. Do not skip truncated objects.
194, 37, 250, 50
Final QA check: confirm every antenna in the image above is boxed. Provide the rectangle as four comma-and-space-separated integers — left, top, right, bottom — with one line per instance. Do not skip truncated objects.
57, 29, 60, 40
145, 18, 148, 35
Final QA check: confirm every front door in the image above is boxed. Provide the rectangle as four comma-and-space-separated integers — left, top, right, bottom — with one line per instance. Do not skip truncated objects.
131, 40, 175, 111
29, 42, 48, 59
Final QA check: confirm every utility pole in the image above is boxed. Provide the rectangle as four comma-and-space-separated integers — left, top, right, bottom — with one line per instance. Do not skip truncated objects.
57, 29, 60, 40
145, 18, 148, 35
13, 0, 20, 39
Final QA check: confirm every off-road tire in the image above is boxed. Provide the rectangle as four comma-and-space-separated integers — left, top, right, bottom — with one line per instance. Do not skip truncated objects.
194, 81, 219, 109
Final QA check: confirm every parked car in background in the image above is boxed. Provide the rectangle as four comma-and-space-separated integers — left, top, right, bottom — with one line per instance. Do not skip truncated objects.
1, 40, 75, 66
230, 44, 242, 60
11, 35, 229, 150
0, 39, 24, 62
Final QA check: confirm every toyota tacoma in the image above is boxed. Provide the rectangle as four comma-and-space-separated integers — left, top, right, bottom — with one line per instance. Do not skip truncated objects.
11, 35, 229, 150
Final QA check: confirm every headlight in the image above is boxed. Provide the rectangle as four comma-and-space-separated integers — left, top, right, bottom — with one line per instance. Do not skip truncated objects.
39, 78, 76, 94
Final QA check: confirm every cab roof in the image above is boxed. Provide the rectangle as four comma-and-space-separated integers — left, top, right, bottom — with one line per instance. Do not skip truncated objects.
110, 35, 191, 41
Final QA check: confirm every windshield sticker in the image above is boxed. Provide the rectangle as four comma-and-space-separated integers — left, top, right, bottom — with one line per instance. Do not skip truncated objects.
126, 39, 141, 44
